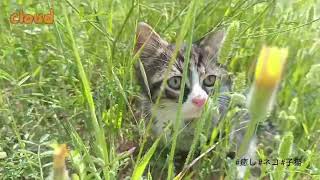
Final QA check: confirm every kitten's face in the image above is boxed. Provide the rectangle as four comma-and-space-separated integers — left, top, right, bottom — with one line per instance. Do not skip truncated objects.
135, 22, 227, 135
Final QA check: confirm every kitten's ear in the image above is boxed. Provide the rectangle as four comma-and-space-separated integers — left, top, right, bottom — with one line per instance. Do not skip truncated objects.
196, 30, 225, 62
134, 22, 168, 56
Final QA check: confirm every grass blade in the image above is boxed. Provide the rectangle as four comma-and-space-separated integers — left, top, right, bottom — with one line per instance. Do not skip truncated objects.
62, 4, 110, 179
132, 136, 161, 180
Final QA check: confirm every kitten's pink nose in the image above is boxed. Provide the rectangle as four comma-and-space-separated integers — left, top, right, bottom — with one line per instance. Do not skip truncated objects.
192, 97, 207, 108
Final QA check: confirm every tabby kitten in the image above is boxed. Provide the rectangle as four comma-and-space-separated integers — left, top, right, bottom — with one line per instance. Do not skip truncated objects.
134, 22, 232, 151
133, 22, 280, 179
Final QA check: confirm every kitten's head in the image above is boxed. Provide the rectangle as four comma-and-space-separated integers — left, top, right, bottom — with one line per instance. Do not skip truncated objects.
135, 22, 228, 127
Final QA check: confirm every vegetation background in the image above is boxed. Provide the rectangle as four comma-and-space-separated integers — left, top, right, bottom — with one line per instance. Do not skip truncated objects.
0, 0, 319, 179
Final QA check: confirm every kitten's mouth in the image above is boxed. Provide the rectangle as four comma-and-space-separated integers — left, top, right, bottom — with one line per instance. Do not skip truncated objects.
182, 103, 205, 119
191, 104, 205, 110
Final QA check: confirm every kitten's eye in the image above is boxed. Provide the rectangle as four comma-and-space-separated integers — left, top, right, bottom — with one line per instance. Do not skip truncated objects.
203, 75, 216, 87
168, 76, 181, 90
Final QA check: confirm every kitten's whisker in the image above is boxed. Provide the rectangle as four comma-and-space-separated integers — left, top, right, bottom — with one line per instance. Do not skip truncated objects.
230, 125, 249, 135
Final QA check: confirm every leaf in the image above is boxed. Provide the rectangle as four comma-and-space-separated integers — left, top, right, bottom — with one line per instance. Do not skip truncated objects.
132, 137, 161, 180
278, 132, 293, 159
0, 68, 15, 82
40, 134, 50, 143
274, 132, 294, 179
288, 98, 298, 114
306, 64, 320, 86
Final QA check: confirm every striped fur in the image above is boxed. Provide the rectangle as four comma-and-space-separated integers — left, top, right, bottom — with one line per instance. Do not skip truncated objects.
134, 22, 229, 151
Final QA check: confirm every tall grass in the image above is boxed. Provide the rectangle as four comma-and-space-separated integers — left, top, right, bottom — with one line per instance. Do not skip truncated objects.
0, 0, 320, 179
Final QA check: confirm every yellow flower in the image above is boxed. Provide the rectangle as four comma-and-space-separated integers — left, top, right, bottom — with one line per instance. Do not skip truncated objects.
53, 144, 69, 169
50, 144, 69, 180
238, 45, 288, 157
255, 46, 288, 89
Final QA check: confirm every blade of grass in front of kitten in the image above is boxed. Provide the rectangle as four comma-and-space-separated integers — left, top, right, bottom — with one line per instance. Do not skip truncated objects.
132, 135, 161, 180
167, 0, 199, 179
62, 4, 110, 179
184, 102, 211, 167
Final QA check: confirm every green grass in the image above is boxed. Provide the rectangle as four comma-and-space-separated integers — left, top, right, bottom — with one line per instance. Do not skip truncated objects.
0, 0, 320, 179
